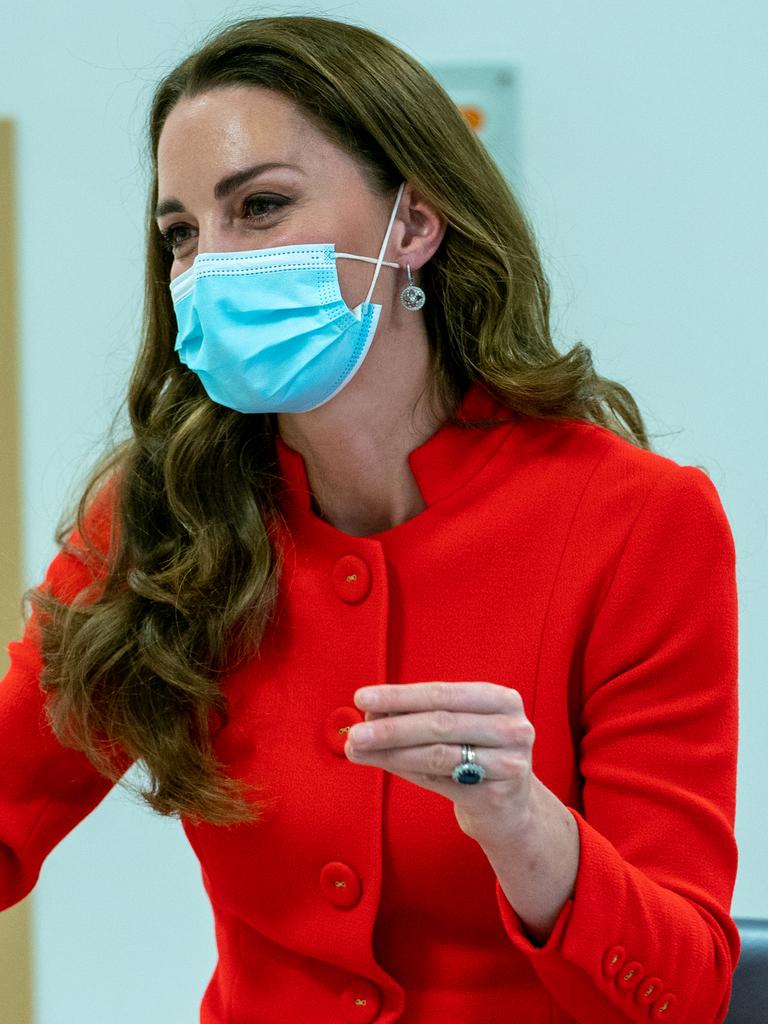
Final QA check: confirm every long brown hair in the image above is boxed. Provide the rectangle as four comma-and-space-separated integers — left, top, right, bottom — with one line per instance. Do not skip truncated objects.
28, 14, 655, 826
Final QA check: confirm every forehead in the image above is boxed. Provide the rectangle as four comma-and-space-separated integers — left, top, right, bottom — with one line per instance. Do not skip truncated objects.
156, 86, 337, 185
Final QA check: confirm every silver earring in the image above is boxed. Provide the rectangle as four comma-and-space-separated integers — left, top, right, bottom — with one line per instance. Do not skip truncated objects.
400, 264, 426, 311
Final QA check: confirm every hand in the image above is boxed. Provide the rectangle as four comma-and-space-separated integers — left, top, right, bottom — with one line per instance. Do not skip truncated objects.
345, 681, 536, 850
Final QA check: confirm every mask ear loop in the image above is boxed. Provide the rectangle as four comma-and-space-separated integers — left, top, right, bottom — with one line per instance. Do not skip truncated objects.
363, 181, 406, 306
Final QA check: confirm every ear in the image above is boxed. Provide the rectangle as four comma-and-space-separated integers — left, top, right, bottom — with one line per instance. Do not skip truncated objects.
393, 184, 447, 271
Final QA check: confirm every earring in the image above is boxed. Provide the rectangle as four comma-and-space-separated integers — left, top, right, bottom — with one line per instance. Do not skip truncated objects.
399, 264, 426, 311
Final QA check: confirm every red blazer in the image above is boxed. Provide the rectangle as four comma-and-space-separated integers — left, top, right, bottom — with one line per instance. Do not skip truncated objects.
0, 380, 740, 1023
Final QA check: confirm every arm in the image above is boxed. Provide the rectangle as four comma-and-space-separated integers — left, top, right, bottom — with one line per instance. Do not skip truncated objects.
0, 617, 118, 910
479, 773, 580, 945
1, 491, 132, 912
490, 464, 740, 1023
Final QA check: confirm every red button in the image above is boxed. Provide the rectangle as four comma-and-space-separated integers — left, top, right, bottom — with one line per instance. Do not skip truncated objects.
340, 977, 382, 1023
602, 945, 626, 978
616, 960, 643, 990
332, 555, 372, 604
651, 993, 677, 1018
324, 706, 365, 756
320, 861, 362, 909
636, 977, 664, 1005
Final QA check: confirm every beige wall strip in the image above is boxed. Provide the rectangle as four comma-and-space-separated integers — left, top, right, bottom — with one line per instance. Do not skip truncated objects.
0, 118, 34, 1024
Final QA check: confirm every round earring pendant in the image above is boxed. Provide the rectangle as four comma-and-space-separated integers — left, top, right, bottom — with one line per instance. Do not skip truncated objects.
400, 284, 426, 311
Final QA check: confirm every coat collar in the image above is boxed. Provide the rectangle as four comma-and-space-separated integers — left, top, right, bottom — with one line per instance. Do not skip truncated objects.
273, 379, 521, 527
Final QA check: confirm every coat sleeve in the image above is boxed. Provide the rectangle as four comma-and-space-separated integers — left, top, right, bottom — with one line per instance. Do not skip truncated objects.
493, 463, 741, 1024
0, 493, 133, 913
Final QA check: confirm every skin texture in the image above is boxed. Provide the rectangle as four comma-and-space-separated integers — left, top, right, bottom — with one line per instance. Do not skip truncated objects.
156, 85, 579, 945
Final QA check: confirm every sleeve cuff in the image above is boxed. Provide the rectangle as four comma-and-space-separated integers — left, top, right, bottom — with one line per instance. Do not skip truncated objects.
495, 875, 574, 956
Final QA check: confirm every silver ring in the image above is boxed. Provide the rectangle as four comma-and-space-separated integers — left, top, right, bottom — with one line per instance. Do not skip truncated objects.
451, 743, 487, 785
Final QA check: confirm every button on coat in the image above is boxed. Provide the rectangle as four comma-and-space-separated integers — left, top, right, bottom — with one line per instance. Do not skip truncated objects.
324, 706, 366, 757
320, 861, 363, 909
341, 978, 382, 1023
333, 555, 372, 604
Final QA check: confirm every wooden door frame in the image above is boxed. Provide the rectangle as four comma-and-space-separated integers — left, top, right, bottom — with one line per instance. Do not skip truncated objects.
0, 117, 34, 1024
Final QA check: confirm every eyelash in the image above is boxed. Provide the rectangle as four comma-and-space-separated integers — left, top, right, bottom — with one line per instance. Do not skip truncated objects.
158, 194, 291, 253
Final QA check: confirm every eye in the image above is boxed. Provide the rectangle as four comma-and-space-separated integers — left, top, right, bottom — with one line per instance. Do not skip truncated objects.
242, 193, 291, 220
158, 223, 195, 253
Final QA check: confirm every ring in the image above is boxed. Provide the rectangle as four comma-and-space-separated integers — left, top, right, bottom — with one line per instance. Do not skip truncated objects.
451, 743, 487, 785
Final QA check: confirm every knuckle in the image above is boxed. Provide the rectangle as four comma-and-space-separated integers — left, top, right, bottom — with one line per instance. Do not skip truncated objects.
487, 783, 511, 810
495, 710, 534, 747
498, 716, 521, 743
505, 687, 523, 712
499, 754, 528, 777
428, 744, 452, 773
430, 709, 453, 737
429, 681, 450, 706
378, 718, 395, 743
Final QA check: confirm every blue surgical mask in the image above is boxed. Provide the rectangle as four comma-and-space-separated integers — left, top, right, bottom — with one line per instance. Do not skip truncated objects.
169, 181, 405, 413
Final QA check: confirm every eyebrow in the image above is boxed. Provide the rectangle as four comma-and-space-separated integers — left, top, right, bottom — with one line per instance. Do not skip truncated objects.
154, 162, 304, 219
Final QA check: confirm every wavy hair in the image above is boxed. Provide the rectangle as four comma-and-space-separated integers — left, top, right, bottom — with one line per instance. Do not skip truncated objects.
28, 14, 654, 826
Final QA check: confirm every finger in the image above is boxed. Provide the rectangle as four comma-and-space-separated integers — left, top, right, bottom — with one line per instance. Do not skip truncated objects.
347, 741, 528, 783
354, 682, 522, 715
347, 710, 533, 751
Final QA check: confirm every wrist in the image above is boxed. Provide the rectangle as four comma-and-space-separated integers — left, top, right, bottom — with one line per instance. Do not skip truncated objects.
475, 778, 580, 942
468, 774, 542, 856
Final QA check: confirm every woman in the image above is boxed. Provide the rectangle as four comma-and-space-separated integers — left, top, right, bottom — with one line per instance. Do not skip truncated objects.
0, 15, 739, 1024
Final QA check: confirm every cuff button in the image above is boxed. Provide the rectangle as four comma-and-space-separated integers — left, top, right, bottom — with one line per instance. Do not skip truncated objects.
636, 977, 664, 1006
652, 993, 677, 1018
616, 960, 644, 990
602, 945, 626, 978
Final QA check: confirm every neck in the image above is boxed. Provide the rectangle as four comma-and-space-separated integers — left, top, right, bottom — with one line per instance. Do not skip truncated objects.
276, 322, 452, 536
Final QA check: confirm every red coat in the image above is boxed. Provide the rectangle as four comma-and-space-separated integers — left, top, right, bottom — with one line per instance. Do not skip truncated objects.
0, 380, 740, 1023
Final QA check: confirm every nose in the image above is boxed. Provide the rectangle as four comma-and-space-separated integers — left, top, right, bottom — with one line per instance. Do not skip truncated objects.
195, 223, 256, 256
167, 208, 277, 282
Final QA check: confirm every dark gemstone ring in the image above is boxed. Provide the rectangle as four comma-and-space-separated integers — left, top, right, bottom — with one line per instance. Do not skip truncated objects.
451, 744, 487, 784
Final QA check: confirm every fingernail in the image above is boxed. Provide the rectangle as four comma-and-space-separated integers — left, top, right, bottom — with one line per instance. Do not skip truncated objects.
350, 724, 373, 744
356, 689, 379, 707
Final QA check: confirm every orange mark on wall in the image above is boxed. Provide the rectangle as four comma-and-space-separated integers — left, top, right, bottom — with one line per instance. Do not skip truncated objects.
459, 105, 485, 132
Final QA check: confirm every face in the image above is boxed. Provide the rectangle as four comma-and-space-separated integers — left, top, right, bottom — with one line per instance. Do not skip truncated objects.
155, 86, 403, 311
